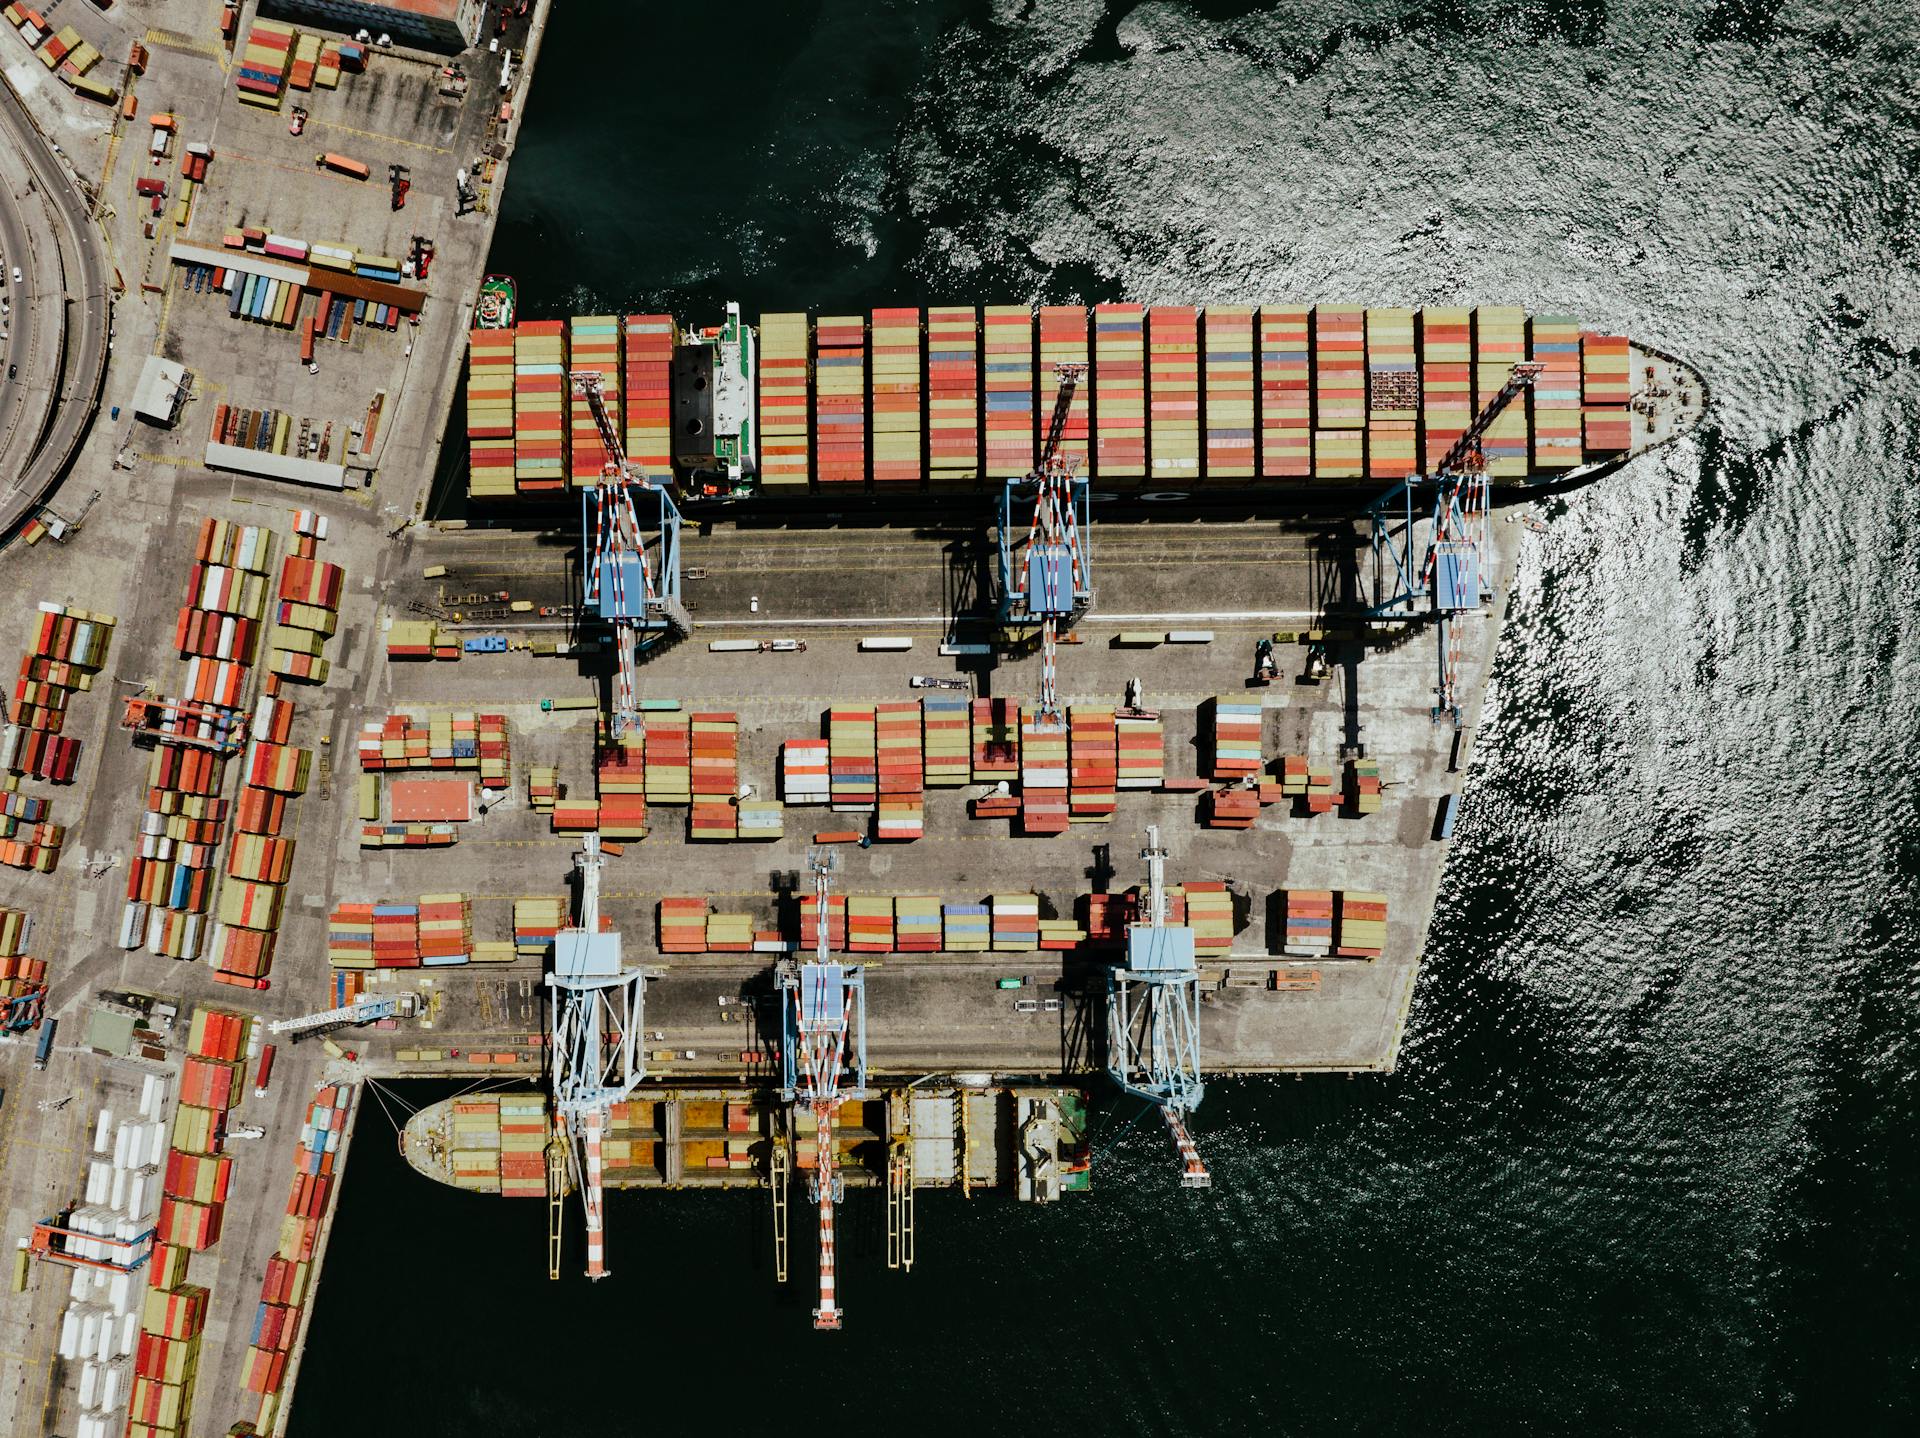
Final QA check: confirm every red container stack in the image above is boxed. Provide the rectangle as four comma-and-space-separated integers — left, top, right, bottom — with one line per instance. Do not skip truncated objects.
926, 305, 979, 487
1093, 302, 1146, 483
814, 315, 867, 484
1037, 306, 1091, 470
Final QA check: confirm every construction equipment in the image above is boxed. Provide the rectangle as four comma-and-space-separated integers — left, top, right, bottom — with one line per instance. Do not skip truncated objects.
388, 163, 411, 211
1367, 362, 1543, 724
27, 1207, 155, 1274
999, 364, 1093, 729
572, 370, 689, 737
545, 833, 652, 1281
119, 690, 247, 755
776, 846, 868, 1330
1106, 826, 1210, 1188
267, 992, 421, 1040
1252, 637, 1279, 686
3, 986, 47, 1033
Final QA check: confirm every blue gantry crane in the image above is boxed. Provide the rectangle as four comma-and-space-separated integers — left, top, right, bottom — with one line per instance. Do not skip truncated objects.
777, 847, 868, 1330
572, 371, 690, 737
1106, 825, 1211, 1187
1367, 361, 1543, 723
999, 364, 1093, 729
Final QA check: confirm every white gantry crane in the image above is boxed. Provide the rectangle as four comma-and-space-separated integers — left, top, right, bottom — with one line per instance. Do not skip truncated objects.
571, 370, 690, 737
545, 832, 651, 1281
1106, 825, 1211, 1187
777, 847, 868, 1330
999, 363, 1093, 729
268, 992, 421, 1041
1367, 361, 1544, 723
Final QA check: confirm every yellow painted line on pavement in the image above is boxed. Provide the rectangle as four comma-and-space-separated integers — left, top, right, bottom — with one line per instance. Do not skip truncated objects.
309, 117, 453, 157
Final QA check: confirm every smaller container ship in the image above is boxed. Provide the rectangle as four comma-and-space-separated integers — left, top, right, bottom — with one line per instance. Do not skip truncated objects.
462, 302, 1706, 504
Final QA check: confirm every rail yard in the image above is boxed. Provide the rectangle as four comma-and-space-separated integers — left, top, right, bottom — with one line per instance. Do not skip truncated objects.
0, 0, 1708, 1433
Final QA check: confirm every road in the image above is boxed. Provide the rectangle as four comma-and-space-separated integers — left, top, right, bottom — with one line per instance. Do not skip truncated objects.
0, 68, 111, 535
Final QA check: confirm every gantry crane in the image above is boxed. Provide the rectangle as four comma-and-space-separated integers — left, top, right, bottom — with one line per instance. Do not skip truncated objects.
999, 364, 1093, 729
571, 371, 690, 738
545, 833, 650, 1281
776, 847, 868, 1330
1367, 362, 1543, 723
266, 991, 422, 1040
119, 690, 247, 755
1106, 825, 1210, 1187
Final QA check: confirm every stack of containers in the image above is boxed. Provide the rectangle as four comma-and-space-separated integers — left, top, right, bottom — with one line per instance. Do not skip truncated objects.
568, 316, 622, 486
287, 31, 320, 89
1019, 717, 1069, 836
1067, 707, 1117, 821
757, 313, 811, 490
658, 898, 708, 954
828, 705, 876, 812
1346, 756, 1383, 815
132, 1284, 206, 1438
1581, 331, 1632, 455
527, 766, 558, 813
1082, 888, 1137, 947
814, 315, 866, 485
870, 307, 922, 484
1093, 302, 1146, 483
1115, 713, 1164, 789
359, 823, 457, 849
1304, 761, 1338, 814
418, 895, 472, 965
1418, 307, 1473, 471
1336, 890, 1388, 958
926, 306, 979, 487
874, 701, 923, 841
235, 17, 293, 109
798, 894, 846, 952
737, 797, 784, 840
781, 738, 829, 804
121, 747, 226, 956
1038, 915, 1085, 950
641, 711, 691, 806
513, 321, 567, 494
1313, 306, 1366, 478
355, 712, 512, 786
0, 789, 59, 872
269, 553, 344, 683
513, 896, 564, 957
1202, 305, 1256, 482
549, 797, 600, 832
596, 737, 647, 840
982, 304, 1035, 479
1529, 315, 1584, 470
623, 314, 676, 475
704, 910, 754, 952
1281, 889, 1333, 957
1037, 306, 1091, 469
1148, 306, 1201, 482
1204, 785, 1258, 829
689, 712, 739, 840
920, 695, 969, 786
4, 602, 115, 784
1209, 698, 1263, 780
943, 901, 990, 952
1175, 879, 1236, 959
893, 896, 942, 952
1258, 305, 1313, 478
371, 902, 421, 968
1365, 307, 1419, 480
970, 698, 1020, 781
846, 896, 894, 953
1474, 306, 1531, 477
497, 1096, 546, 1197
990, 894, 1040, 951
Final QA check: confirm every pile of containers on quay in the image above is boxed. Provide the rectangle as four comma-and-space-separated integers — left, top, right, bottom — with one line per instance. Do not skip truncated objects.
462, 302, 1695, 501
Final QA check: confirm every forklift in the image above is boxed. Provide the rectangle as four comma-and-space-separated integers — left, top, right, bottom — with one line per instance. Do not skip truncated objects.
1252, 637, 1279, 686
388, 163, 411, 212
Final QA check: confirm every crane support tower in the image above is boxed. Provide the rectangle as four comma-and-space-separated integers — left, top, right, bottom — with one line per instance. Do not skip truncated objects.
572, 370, 691, 738
545, 833, 652, 1282
1106, 825, 1211, 1187
999, 364, 1093, 729
1366, 362, 1543, 724
266, 992, 421, 1040
777, 847, 868, 1330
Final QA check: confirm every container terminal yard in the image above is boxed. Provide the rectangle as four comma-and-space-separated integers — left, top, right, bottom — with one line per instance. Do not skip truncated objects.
0, 0, 1708, 1432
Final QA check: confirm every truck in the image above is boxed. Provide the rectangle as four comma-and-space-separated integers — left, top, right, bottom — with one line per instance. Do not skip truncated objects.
32, 1016, 57, 1070
539, 696, 597, 712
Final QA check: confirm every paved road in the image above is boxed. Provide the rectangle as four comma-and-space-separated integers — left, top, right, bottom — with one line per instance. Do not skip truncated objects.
0, 71, 111, 535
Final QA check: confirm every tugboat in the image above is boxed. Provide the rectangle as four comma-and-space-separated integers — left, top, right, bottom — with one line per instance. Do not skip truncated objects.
475, 273, 516, 329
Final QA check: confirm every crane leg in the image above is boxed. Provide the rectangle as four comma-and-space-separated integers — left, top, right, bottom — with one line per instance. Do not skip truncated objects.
582, 1106, 610, 1281
812, 1105, 841, 1330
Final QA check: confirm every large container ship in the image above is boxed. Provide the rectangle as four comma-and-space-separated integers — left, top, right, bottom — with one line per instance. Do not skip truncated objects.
462, 300, 1706, 502
403, 1085, 1092, 1203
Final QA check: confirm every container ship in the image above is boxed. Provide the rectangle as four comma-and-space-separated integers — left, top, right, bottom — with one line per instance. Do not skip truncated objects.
462, 300, 1706, 502
402, 1085, 1092, 1203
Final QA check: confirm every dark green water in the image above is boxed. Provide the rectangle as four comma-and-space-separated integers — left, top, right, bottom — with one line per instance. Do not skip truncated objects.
295, 2, 1919, 1433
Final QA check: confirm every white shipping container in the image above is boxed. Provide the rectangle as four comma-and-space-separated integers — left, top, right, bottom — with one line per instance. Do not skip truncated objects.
78, 1360, 99, 1410
140, 1074, 164, 1120
106, 1271, 132, 1315
123, 1173, 149, 1222
93, 1108, 113, 1154
108, 1168, 127, 1212
99, 1364, 124, 1412
116, 1311, 138, 1355
84, 1162, 109, 1206
143, 1122, 167, 1170
57, 1309, 80, 1360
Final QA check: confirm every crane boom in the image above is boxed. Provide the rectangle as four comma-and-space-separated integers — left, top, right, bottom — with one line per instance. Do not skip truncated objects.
1000, 364, 1093, 729
267, 992, 421, 1037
